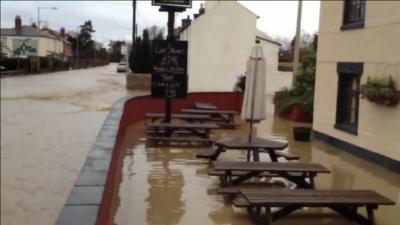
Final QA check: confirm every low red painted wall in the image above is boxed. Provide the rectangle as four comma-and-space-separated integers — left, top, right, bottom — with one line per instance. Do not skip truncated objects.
96, 92, 243, 225
120, 92, 243, 131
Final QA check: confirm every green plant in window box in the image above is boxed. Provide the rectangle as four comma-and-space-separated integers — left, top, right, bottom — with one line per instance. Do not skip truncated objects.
361, 76, 400, 106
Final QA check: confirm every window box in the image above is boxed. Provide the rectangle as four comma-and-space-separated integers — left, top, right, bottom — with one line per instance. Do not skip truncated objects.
361, 76, 400, 106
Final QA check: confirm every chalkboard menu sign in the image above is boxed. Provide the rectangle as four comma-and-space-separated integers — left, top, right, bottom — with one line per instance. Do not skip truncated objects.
152, 0, 192, 8
151, 40, 188, 98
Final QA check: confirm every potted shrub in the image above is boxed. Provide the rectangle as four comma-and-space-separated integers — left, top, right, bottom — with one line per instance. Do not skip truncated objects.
361, 76, 400, 106
293, 127, 312, 142
273, 47, 316, 122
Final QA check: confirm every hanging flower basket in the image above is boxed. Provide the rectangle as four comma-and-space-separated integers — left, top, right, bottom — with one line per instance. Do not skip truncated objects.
361, 76, 400, 106
362, 90, 400, 106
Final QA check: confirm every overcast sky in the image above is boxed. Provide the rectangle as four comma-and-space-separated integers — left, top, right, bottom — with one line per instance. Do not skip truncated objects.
1, 1, 320, 46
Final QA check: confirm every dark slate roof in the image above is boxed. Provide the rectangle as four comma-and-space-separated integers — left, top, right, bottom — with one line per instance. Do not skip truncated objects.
0, 26, 56, 39
41, 28, 71, 44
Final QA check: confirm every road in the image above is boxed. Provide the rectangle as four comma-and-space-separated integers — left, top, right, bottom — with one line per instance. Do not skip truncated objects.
1, 64, 145, 225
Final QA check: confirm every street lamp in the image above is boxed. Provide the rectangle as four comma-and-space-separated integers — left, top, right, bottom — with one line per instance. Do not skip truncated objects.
37, 6, 57, 28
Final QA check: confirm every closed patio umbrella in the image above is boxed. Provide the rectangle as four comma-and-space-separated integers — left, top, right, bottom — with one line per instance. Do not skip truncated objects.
241, 41, 266, 159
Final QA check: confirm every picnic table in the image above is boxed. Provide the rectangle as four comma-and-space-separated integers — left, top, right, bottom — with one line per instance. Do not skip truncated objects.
201, 137, 288, 162
212, 161, 330, 188
181, 109, 238, 123
145, 113, 212, 123
235, 189, 394, 225
147, 122, 219, 139
195, 102, 218, 110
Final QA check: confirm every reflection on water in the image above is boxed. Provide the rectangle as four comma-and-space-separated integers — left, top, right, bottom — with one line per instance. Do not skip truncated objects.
146, 148, 185, 225
112, 115, 400, 225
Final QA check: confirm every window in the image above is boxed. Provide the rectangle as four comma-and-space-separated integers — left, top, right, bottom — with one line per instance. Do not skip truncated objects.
335, 63, 363, 134
341, 0, 366, 30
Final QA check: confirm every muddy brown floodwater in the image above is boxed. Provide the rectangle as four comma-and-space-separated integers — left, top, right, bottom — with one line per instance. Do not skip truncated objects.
2, 65, 399, 225
1, 64, 145, 225
111, 116, 400, 225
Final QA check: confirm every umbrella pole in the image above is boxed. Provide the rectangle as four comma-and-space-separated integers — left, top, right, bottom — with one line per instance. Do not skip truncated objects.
248, 120, 253, 143
247, 120, 253, 161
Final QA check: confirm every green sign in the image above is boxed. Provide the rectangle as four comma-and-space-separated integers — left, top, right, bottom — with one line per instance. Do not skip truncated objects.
13, 39, 38, 56
152, 0, 192, 8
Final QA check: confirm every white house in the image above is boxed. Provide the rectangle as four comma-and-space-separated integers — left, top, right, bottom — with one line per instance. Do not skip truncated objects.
178, 1, 284, 93
0, 16, 64, 58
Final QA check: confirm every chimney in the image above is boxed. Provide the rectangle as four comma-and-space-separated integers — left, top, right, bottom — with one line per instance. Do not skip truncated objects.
199, 3, 205, 15
60, 27, 66, 37
15, 15, 22, 32
181, 15, 191, 28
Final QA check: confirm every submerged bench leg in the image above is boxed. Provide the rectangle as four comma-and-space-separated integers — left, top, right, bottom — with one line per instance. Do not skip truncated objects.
264, 206, 272, 225
210, 147, 223, 161
330, 206, 372, 225
232, 171, 263, 185
272, 205, 302, 222
366, 205, 377, 225
247, 206, 264, 225
280, 173, 312, 189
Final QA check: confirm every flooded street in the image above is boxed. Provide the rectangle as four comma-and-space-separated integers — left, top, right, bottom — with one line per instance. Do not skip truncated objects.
112, 115, 400, 225
1, 64, 144, 225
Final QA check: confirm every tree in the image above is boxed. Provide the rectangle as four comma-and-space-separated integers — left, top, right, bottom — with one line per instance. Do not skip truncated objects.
273, 35, 317, 121
278, 31, 318, 63
79, 20, 95, 49
148, 25, 165, 40
108, 40, 125, 62
69, 20, 96, 59
129, 26, 164, 73
96, 47, 109, 61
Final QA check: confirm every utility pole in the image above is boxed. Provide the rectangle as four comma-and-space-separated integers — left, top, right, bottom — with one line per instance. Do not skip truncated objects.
130, 1, 136, 76
132, 0, 136, 44
292, 0, 302, 85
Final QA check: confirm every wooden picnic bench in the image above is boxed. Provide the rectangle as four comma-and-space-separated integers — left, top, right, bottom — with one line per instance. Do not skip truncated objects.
146, 122, 219, 139
212, 161, 330, 188
145, 113, 212, 123
197, 137, 289, 162
195, 102, 218, 110
234, 189, 395, 225
181, 109, 238, 123
146, 136, 213, 147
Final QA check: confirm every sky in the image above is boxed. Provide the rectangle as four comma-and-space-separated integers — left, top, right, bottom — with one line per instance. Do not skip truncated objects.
0, 1, 320, 46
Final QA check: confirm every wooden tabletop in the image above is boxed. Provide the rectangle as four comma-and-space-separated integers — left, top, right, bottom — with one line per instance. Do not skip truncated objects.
215, 136, 288, 150
182, 109, 238, 115
212, 161, 331, 173
147, 122, 219, 129
241, 189, 395, 206
195, 102, 218, 110
146, 113, 211, 119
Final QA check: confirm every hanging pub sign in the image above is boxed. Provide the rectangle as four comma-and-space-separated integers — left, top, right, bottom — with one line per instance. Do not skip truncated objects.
152, 0, 192, 8
151, 40, 188, 98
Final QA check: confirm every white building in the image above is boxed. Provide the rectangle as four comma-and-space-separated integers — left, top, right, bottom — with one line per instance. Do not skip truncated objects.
178, 1, 285, 93
0, 16, 64, 58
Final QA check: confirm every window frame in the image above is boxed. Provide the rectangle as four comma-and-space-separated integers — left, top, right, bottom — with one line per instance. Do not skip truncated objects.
341, 0, 366, 31
335, 62, 363, 135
